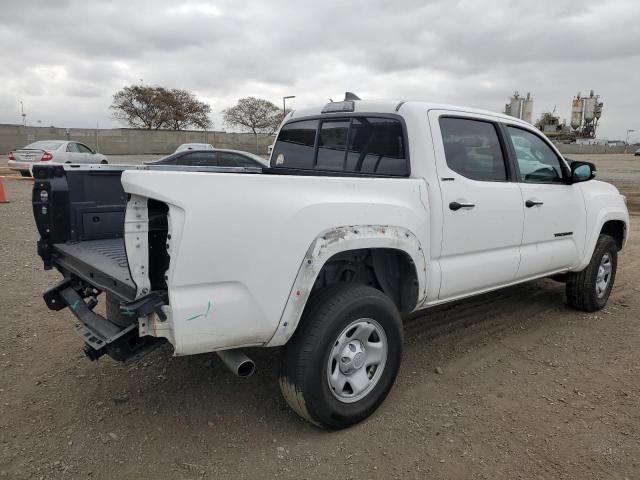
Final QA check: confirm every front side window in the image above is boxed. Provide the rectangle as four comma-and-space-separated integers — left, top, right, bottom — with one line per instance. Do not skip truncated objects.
76, 143, 92, 153
271, 120, 318, 169
507, 127, 564, 183
439, 117, 507, 181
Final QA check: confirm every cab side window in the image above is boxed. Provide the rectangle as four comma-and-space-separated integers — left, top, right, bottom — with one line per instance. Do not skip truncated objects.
439, 117, 507, 181
507, 127, 565, 183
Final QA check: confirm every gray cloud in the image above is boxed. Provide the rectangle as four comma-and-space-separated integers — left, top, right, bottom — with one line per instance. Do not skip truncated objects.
1, 0, 639, 139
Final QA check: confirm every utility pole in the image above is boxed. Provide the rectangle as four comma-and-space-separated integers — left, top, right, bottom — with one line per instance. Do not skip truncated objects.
20, 101, 26, 126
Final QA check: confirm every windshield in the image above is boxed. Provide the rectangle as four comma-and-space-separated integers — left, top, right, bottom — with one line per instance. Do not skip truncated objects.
23, 141, 64, 150
175, 143, 213, 152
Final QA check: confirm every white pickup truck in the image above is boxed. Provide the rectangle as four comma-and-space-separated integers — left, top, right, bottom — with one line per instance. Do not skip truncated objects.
32, 97, 629, 429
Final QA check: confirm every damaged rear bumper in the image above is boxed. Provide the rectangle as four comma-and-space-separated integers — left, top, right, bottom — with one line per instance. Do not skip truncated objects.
43, 278, 167, 362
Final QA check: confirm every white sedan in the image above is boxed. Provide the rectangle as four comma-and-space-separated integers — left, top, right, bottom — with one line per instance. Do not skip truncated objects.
174, 143, 214, 153
8, 140, 108, 176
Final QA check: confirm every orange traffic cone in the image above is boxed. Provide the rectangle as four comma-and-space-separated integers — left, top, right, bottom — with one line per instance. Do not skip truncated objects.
0, 178, 8, 203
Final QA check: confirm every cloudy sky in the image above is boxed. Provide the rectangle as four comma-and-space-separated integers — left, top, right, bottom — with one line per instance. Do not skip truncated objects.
1, 0, 639, 140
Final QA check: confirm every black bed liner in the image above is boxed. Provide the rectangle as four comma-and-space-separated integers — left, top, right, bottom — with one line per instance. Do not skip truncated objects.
53, 239, 136, 301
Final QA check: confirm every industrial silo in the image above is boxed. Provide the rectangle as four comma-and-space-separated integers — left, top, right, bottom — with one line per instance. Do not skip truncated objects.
583, 90, 597, 123
507, 92, 523, 119
570, 93, 583, 130
521, 93, 534, 124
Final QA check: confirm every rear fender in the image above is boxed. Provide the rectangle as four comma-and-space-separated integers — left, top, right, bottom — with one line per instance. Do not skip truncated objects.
266, 225, 427, 346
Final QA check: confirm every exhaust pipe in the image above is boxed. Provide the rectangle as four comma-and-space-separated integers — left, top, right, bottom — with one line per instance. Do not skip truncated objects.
216, 349, 256, 378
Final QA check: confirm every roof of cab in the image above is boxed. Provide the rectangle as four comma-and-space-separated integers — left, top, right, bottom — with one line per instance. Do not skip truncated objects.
287, 99, 531, 127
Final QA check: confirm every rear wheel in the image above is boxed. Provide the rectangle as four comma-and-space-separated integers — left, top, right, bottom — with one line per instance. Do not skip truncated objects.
278, 284, 403, 429
566, 234, 617, 312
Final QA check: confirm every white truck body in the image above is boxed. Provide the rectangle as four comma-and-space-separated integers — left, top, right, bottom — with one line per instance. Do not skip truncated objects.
118, 101, 628, 355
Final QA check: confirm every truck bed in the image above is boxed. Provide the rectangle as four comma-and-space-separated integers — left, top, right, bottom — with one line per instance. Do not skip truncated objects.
53, 239, 136, 301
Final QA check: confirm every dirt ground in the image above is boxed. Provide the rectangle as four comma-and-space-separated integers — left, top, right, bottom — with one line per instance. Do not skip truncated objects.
0, 154, 638, 479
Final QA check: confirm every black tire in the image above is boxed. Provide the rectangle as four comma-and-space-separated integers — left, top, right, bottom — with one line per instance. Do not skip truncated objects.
100, 160, 108, 164
566, 234, 617, 312
278, 284, 403, 430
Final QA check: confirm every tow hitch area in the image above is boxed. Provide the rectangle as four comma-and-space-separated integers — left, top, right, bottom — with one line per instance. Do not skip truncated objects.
43, 279, 164, 362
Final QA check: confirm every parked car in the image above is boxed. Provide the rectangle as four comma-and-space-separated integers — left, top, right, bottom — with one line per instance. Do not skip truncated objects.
8, 140, 107, 176
174, 143, 214, 153
146, 148, 268, 168
31, 98, 629, 430
634, 147, 640, 156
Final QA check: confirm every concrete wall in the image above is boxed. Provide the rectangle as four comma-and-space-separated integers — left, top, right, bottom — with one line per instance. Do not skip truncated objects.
2, 123, 635, 157
554, 143, 637, 155
0, 124, 275, 155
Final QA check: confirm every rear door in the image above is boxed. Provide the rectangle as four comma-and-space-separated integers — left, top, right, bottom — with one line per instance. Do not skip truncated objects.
504, 125, 587, 278
65, 142, 83, 163
429, 112, 524, 300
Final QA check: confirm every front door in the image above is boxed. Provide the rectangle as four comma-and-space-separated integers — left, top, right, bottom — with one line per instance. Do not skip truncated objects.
429, 112, 524, 300
504, 125, 587, 278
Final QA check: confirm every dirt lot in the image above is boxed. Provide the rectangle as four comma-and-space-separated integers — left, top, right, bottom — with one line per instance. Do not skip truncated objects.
0, 154, 639, 479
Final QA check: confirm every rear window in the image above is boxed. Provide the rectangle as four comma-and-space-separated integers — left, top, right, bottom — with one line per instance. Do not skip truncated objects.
24, 141, 64, 150
271, 116, 408, 176
272, 120, 318, 169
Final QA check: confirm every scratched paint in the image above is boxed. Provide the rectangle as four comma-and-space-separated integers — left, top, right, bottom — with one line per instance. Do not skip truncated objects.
186, 300, 213, 321
418, 184, 427, 212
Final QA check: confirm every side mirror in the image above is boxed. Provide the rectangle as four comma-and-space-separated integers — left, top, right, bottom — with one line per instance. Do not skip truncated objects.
570, 161, 596, 183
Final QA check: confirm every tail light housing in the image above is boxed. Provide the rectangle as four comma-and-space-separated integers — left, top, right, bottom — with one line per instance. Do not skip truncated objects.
8, 151, 15, 160
41, 152, 53, 161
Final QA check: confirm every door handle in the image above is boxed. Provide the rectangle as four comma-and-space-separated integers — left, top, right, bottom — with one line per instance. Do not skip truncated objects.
449, 201, 475, 211
525, 199, 544, 208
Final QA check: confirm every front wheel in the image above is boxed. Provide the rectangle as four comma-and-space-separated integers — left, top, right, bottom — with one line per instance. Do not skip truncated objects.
566, 234, 618, 312
278, 284, 403, 429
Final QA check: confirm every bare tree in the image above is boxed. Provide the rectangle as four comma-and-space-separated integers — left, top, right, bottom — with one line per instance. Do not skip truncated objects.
221, 97, 283, 135
110, 85, 168, 129
111, 85, 212, 130
160, 88, 212, 130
